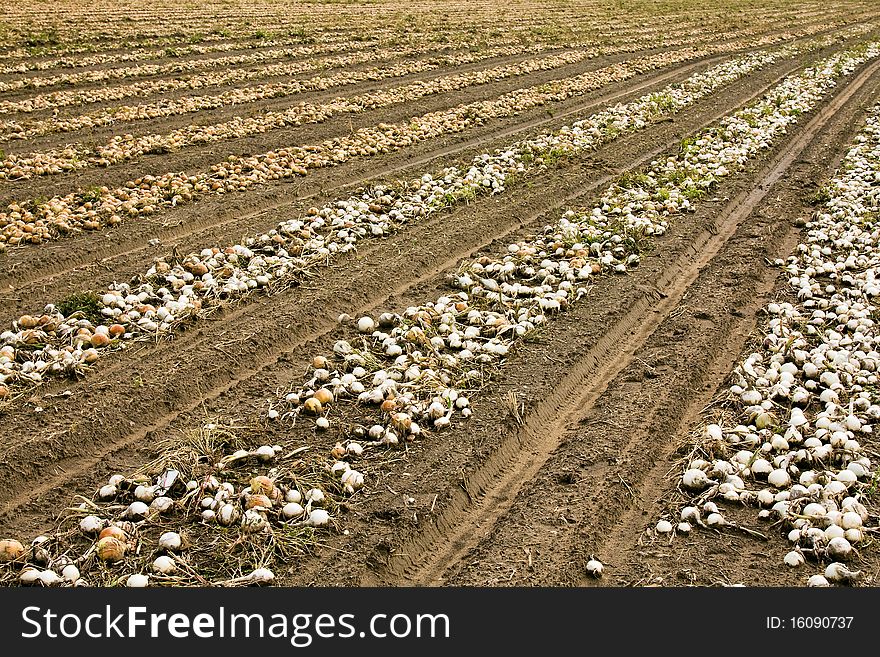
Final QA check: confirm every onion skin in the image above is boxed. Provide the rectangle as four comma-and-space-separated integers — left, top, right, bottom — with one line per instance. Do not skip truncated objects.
98, 526, 127, 542
0, 539, 25, 562
95, 536, 127, 563
303, 398, 323, 415
313, 388, 334, 405
246, 494, 273, 510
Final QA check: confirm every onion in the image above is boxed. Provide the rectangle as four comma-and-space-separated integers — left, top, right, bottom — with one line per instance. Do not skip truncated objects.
807, 574, 830, 587
150, 496, 174, 514
134, 485, 155, 503
307, 509, 330, 526
249, 476, 275, 496
96, 536, 126, 562
824, 524, 845, 541
217, 503, 239, 526
79, 515, 105, 534
586, 559, 604, 578
153, 556, 176, 574
282, 502, 305, 519
706, 513, 726, 528
0, 538, 25, 562
158, 532, 183, 551
784, 551, 804, 567
313, 388, 334, 405
680, 506, 701, 524
824, 562, 860, 584
840, 511, 862, 529
655, 520, 673, 534
241, 509, 269, 533
303, 398, 323, 415
62, 564, 80, 582
126, 574, 149, 588
124, 501, 149, 520
39, 570, 63, 587
20, 569, 41, 585
682, 468, 710, 490
97, 484, 117, 500
246, 494, 273, 510
248, 568, 275, 584
98, 526, 126, 542
826, 537, 852, 561
767, 469, 791, 488
255, 445, 275, 462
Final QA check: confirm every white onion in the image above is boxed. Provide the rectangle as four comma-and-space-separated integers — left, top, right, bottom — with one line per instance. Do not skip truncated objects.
126, 574, 149, 588
79, 515, 104, 534
158, 531, 182, 551
655, 520, 673, 534
784, 550, 804, 567
307, 509, 331, 526
151, 555, 175, 574
767, 469, 791, 488
826, 536, 852, 561
586, 559, 604, 578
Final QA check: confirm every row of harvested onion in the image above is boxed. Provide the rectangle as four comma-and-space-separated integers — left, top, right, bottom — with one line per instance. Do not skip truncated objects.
0, 44, 823, 400
667, 102, 880, 586
0, 47, 654, 180
0, 38, 814, 248
273, 45, 880, 458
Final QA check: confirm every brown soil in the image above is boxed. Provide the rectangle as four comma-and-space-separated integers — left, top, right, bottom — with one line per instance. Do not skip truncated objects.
1, 16, 879, 589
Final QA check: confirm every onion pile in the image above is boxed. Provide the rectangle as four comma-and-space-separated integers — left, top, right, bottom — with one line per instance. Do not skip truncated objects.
0, 31, 368, 75
0, 36, 566, 120
0, 40, 393, 94
670, 101, 880, 586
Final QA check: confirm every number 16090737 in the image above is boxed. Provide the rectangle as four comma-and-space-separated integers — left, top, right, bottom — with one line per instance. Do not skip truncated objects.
766, 616, 854, 630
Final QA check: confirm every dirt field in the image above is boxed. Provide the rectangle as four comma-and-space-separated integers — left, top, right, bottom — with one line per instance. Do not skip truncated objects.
1, 0, 879, 589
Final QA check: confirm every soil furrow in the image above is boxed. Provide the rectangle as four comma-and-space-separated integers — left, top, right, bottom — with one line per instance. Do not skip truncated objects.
0, 47, 847, 537
0, 54, 723, 301
0, 45, 837, 321
354, 56, 880, 586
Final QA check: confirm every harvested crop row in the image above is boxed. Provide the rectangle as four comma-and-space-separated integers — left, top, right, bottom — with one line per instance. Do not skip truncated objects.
0, 42, 815, 248
0, 14, 847, 120
0, 2, 779, 51
0, 48, 669, 180
0, 0, 859, 53
1, 19, 861, 143
0, 19, 716, 76
666, 104, 880, 587
0, 40, 399, 93
0, 43, 874, 587
0, 31, 394, 75
0, 40, 539, 116
0, 46, 821, 397
0, 44, 567, 144
266, 42, 879, 483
